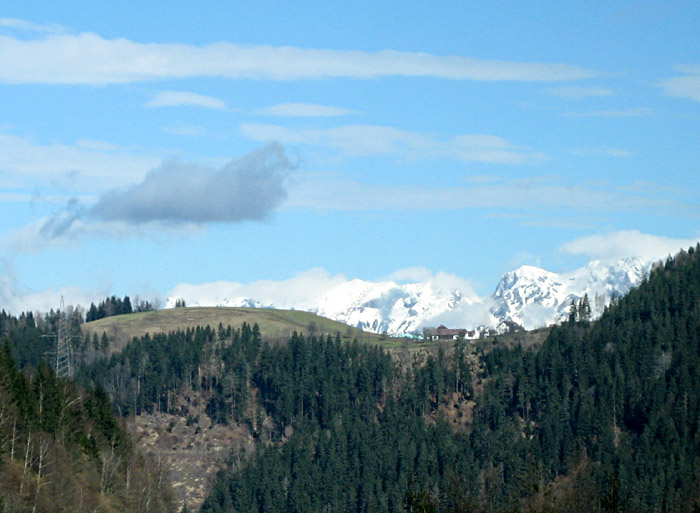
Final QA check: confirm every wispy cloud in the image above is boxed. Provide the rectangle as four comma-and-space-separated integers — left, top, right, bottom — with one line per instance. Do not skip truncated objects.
384, 267, 436, 283
256, 102, 357, 117
572, 147, 632, 158
0, 18, 64, 34
0, 27, 596, 84
4, 214, 160, 253
0, 258, 108, 314
286, 171, 687, 215
660, 65, 700, 102
565, 107, 652, 118
546, 85, 614, 99
169, 267, 349, 310
146, 90, 227, 110
162, 124, 210, 137
486, 212, 602, 231
0, 133, 159, 192
560, 230, 700, 262
240, 123, 544, 164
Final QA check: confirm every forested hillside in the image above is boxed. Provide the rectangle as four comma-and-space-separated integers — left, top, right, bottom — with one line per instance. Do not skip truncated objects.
0, 341, 175, 512
197, 247, 700, 513
2, 246, 700, 512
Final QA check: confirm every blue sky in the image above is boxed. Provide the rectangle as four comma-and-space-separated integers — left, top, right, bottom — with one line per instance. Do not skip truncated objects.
1, 1, 699, 312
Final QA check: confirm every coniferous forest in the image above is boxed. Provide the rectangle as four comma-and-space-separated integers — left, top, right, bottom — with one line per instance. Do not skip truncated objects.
1, 246, 700, 512
198, 247, 700, 513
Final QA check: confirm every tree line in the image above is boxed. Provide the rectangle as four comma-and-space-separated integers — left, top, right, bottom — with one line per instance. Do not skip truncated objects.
85, 295, 156, 323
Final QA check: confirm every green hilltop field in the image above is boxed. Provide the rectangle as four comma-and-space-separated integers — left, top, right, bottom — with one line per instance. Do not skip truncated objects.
81, 306, 409, 351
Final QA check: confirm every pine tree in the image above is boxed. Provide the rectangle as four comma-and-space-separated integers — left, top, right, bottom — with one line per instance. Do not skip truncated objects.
579, 294, 592, 322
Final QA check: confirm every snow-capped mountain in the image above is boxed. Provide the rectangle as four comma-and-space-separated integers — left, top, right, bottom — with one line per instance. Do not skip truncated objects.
492, 257, 654, 329
311, 278, 492, 335
170, 275, 494, 336
168, 257, 656, 336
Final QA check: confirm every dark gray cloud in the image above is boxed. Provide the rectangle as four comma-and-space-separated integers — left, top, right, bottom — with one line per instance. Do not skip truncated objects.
91, 142, 292, 224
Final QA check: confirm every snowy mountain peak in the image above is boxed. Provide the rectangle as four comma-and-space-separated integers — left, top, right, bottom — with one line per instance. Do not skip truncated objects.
494, 265, 561, 295
168, 257, 657, 336
493, 257, 654, 330
312, 278, 485, 335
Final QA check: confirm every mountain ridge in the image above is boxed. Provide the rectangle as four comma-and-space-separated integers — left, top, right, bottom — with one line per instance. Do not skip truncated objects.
168, 257, 656, 335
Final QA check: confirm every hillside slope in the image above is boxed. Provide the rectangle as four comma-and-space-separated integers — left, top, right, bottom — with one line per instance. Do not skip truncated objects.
199, 247, 700, 513
74, 248, 700, 512
0, 344, 175, 513
82, 306, 390, 351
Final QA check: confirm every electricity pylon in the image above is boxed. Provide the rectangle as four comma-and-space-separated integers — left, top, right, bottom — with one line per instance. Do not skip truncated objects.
55, 296, 72, 378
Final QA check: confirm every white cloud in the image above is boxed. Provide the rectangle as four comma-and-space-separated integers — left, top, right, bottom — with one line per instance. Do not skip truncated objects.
572, 147, 632, 157
256, 102, 357, 117
425, 301, 497, 331
419, 272, 496, 328
517, 303, 555, 330
162, 124, 210, 137
0, 18, 64, 34
2, 214, 185, 254
425, 271, 480, 299
566, 107, 652, 118
559, 230, 700, 262
169, 268, 348, 309
0, 28, 596, 84
660, 65, 700, 102
0, 259, 108, 315
146, 90, 227, 110
240, 123, 544, 164
8, 285, 107, 316
0, 191, 76, 204
285, 171, 677, 213
0, 133, 159, 193
385, 267, 435, 283
547, 85, 614, 99
169, 267, 494, 330
507, 250, 542, 270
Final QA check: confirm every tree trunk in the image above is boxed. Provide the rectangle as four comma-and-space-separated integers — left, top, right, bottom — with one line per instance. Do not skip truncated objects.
20, 431, 32, 495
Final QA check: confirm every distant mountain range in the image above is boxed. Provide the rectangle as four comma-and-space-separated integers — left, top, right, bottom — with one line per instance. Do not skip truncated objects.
168, 257, 656, 335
